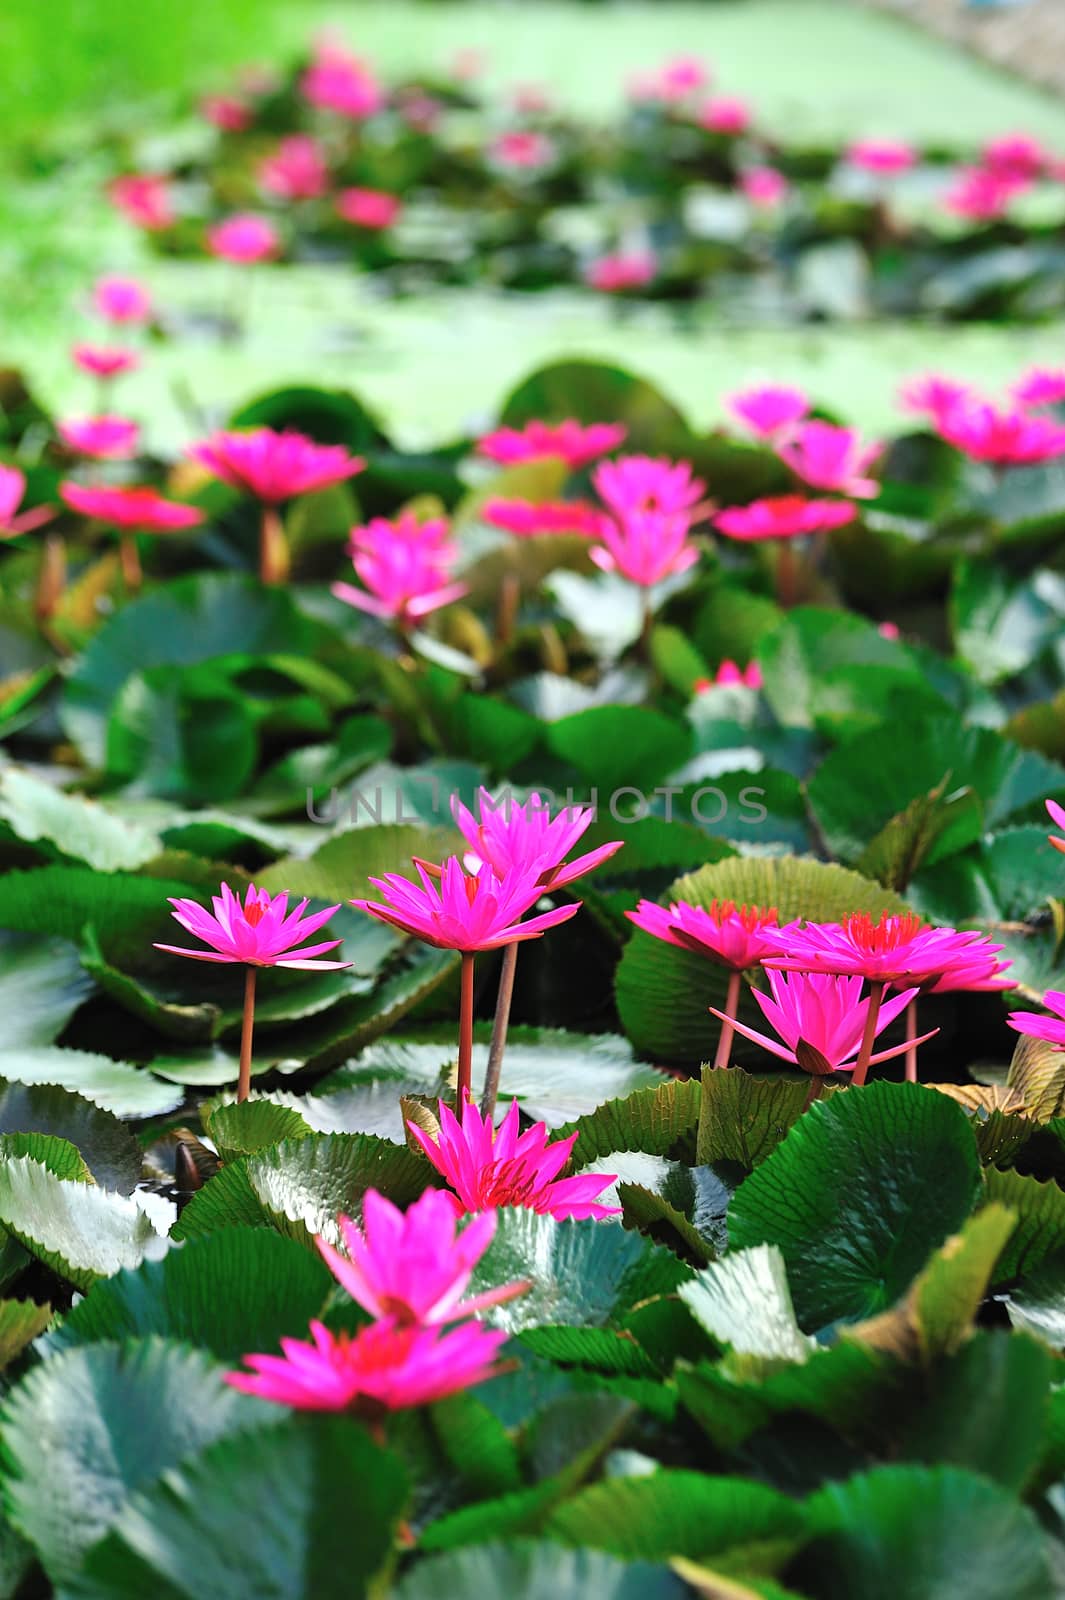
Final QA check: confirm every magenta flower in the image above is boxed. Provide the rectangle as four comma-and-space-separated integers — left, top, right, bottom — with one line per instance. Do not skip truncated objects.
846, 139, 917, 176
58, 415, 140, 461
206, 214, 280, 263
316, 1188, 529, 1327
108, 175, 174, 231
452, 788, 622, 890
409, 1097, 620, 1220
482, 498, 604, 539
334, 188, 402, 229
584, 251, 658, 293
92, 275, 151, 325
933, 402, 1065, 466
354, 857, 578, 953
0, 467, 54, 539
627, 898, 783, 972
982, 132, 1046, 180
201, 93, 253, 132
59, 482, 203, 532
878, 621, 901, 641
710, 970, 930, 1076
1013, 368, 1065, 408
1048, 799, 1065, 856
155, 882, 348, 969
697, 96, 751, 135
259, 135, 329, 201
589, 509, 700, 588
764, 912, 991, 987
715, 496, 856, 542
1008, 990, 1065, 1052
594, 456, 706, 519
777, 422, 881, 498
332, 511, 467, 628
741, 167, 790, 208
943, 167, 1026, 223
300, 43, 384, 119
727, 385, 810, 442
491, 130, 554, 170
71, 344, 140, 381
923, 934, 1013, 994
189, 428, 364, 503
658, 55, 710, 99
694, 660, 763, 691
477, 419, 627, 469
226, 1316, 508, 1414
899, 374, 972, 421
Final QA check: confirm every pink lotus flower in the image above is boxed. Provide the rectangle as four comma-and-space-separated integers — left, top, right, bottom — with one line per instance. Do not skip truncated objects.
777, 422, 881, 498
933, 402, 1065, 466
59, 482, 204, 531
189, 428, 364, 502
898, 374, 972, 421
155, 882, 348, 969
590, 509, 700, 588
451, 788, 622, 890
301, 44, 384, 119
695, 660, 763, 691
710, 970, 930, 1075
108, 175, 174, 231
943, 167, 1027, 223
846, 139, 917, 176
727, 385, 810, 441
878, 621, 901, 641
763, 912, 998, 988
396, 90, 442, 133
354, 857, 579, 953
1008, 990, 1065, 1052
631, 56, 708, 105
334, 188, 402, 229
627, 898, 783, 972
57, 416, 139, 461
409, 1097, 620, 1220
71, 344, 140, 381
491, 130, 554, 170
982, 132, 1046, 180
715, 496, 856, 542
741, 167, 790, 208
922, 933, 1013, 994
206, 214, 280, 263
697, 96, 751, 136
594, 456, 706, 519
1048, 798, 1065, 856
482, 498, 604, 539
226, 1315, 508, 1413
477, 419, 627, 469
92, 276, 151, 325
333, 511, 467, 627
316, 1188, 528, 1327
0, 467, 54, 538
259, 135, 328, 201
584, 251, 657, 293
1013, 368, 1065, 408
201, 93, 253, 132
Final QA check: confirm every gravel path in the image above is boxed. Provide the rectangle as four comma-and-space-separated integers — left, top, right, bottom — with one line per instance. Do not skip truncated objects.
861, 0, 1065, 99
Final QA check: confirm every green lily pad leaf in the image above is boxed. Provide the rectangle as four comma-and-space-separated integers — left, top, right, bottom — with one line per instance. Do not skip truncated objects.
985, 1167, 1065, 1283
680, 1244, 813, 1362
1007, 1031, 1065, 1121
0, 1132, 91, 1183
258, 823, 460, 905
204, 1097, 314, 1162
611, 1157, 730, 1265
855, 779, 983, 891
0, 767, 161, 871
244, 714, 394, 819
46, 1227, 334, 1362
0, 1081, 142, 1193
79, 928, 222, 1044
978, 826, 1064, 921
728, 1083, 982, 1331
1004, 1256, 1065, 1348
697, 1067, 816, 1168
1, 1339, 267, 1584
951, 559, 1063, 685
0, 1298, 51, 1369
546, 707, 690, 796
500, 359, 690, 456
0, 933, 93, 1047
0, 863, 202, 972
0, 1157, 171, 1291
556, 1078, 701, 1168
759, 608, 940, 733
0, 1048, 182, 1117
394, 1542, 688, 1600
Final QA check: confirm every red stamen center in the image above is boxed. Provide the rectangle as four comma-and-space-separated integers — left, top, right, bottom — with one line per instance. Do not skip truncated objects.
843, 911, 923, 954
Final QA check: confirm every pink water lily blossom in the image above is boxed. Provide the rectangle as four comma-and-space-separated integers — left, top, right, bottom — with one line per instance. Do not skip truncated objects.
409, 1097, 620, 1220
922, 933, 1013, 994
846, 139, 917, 176
589, 509, 701, 587
354, 856, 579, 952
108, 175, 174, 231
189, 428, 364, 502
1013, 368, 1065, 408
1008, 990, 1065, 1052
333, 511, 467, 627
451, 788, 622, 889
1048, 799, 1065, 856
594, 456, 706, 519
715, 496, 856, 542
482, 498, 604, 539
0, 467, 54, 538
694, 660, 763, 691
899, 374, 972, 421
71, 344, 140, 381
57, 416, 140, 460
982, 132, 1046, 180
156, 882, 349, 969
741, 167, 790, 208
477, 419, 627, 469
627, 897, 784, 972
335, 188, 402, 229
206, 214, 280, 263
584, 251, 657, 292
491, 130, 554, 170
300, 43, 384, 119
317, 1188, 529, 1327
92, 276, 151, 325
776, 422, 881, 498
933, 402, 1065, 466
226, 1315, 508, 1414
763, 911, 1000, 988
727, 384, 810, 441
943, 167, 1027, 223
710, 970, 931, 1076
259, 135, 328, 201
59, 482, 204, 531
201, 93, 253, 132
697, 96, 751, 136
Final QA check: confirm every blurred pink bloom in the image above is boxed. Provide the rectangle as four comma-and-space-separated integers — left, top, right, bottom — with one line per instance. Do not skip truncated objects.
899, 374, 972, 421
354, 857, 579, 952
0, 467, 54, 539
189, 428, 363, 502
155, 882, 348, 969
584, 251, 657, 292
982, 132, 1046, 180
764, 911, 1002, 989
333, 511, 467, 627
846, 139, 917, 176
715, 496, 856, 541
943, 167, 1027, 222
627, 897, 783, 972
317, 1188, 528, 1327
594, 456, 706, 519
699, 659, 763, 690
201, 94, 253, 132
1008, 990, 1065, 1052
93, 276, 151, 325
409, 1097, 620, 1220
226, 1315, 507, 1413
301, 44, 384, 118
727, 384, 810, 440
59, 482, 204, 532
777, 422, 881, 498
334, 188, 402, 229
741, 166, 790, 208
711, 970, 928, 1075
57, 416, 140, 461
590, 511, 700, 587
206, 214, 280, 263
878, 621, 901, 641
696, 96, 751, 135
71, 344, 140, 381
450, 48, 487, 81
1013, 368, 1065, 407
396, 90, 442, 133
510, 83, 551, 115
477, 418, 627, 468
482, 498, 604, 538
259, 135, 328, 201
491, 130, 554, 169
108, 175, 174, 231
451, 787, 622, 889
1048, 798, 1065, 856
933, 401, 1065, 466
631, 55, 709, 104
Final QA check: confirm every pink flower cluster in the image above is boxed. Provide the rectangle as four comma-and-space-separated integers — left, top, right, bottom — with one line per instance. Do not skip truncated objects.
189, 427, 364, 502
900, 365, 1065, 467
333, 511, 467, 628
588, 454, 708, 588
300, 39, 385, 119
477, 418, 627, 468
